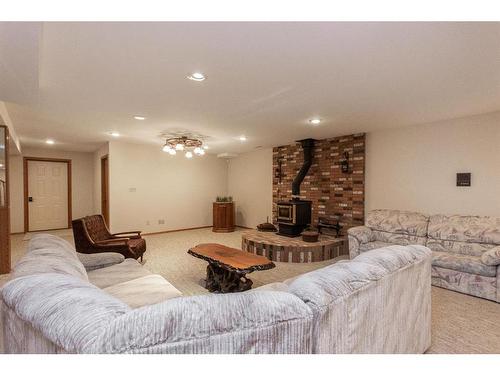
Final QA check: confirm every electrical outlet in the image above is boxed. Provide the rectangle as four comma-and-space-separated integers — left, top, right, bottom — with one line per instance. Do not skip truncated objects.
158, 219, 165, 225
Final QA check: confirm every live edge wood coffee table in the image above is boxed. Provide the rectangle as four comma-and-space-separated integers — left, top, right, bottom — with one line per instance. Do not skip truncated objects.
188, 243, 275, 293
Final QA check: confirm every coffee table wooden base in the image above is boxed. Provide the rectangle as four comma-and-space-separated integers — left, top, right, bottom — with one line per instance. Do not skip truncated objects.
205, 263, 253, 293
188, 243, 275, 294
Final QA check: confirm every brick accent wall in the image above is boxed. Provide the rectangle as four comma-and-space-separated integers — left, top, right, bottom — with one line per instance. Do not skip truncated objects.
272, 133, 365, 235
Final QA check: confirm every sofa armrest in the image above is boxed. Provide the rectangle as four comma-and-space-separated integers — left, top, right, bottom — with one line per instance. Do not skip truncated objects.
77, 252, 125, 271
480, 246, 500, 266
347, 226, 373, 259
1, 274, 130, 353
92, 291, 313, 354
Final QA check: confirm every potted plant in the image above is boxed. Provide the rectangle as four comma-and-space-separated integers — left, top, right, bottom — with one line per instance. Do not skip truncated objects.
215, 196, 233, 203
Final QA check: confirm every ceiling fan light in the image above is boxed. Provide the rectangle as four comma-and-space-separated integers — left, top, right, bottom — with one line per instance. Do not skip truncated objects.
162, 144, 172, 152
185, 151, 193, 159
194, 147, 202, 155
168, 149, 176, 155
175, 143, 184, 151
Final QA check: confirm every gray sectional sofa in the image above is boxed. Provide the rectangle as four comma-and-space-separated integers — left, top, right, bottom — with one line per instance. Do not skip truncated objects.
348, 209, 500, 302
1, 233, 432, 354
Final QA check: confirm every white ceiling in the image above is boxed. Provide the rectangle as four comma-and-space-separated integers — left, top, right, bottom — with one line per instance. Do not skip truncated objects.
1, 22, 500, 153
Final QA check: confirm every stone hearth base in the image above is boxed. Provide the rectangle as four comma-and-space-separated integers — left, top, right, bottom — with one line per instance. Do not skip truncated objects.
241, 230, 347, 263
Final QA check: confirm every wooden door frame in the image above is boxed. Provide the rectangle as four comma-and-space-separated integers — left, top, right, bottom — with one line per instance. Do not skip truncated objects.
23, 157, 72, 233
0, 125, 11, 274
100, 154, 109, 226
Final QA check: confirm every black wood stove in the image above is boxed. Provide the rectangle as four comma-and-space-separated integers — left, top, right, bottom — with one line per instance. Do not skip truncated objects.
276, 138, 315, 237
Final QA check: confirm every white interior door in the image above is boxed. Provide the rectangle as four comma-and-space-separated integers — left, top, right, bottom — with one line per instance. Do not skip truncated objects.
28, 160, 69, 231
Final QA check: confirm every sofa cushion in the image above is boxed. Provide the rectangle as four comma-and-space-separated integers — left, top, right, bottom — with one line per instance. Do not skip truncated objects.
90, 291, 313, 354
12, 234, 88, 281
371, 231, 428, 246
426, 238, 495, 257
77, 252, 125, 271
87, 258, 152, 289
359, 241, 393, 252
287, 258, 389, 308
428, 215, 500, 245
366, 209, 429, 237
103, 275, 182, 308
354, 245, 431, 273
432, 251, 497, 277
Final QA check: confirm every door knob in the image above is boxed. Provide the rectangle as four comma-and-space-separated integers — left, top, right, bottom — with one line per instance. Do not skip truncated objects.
28, 196, 33, 202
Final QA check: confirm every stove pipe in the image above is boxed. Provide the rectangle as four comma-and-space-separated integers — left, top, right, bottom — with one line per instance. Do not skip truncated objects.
291, 138, 315, 200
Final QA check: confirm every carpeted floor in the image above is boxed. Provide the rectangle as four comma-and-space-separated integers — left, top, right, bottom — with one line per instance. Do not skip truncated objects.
1, 228, 499, 354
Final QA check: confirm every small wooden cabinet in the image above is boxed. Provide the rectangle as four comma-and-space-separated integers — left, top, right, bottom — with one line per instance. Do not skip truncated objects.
213, 202, 235, 233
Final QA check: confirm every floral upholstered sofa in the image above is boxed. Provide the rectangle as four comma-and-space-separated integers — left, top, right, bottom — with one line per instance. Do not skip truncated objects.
348, 209, 500, 302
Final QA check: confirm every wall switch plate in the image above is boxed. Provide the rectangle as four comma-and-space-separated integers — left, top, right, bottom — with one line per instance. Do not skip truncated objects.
158, 219, 165, 224
129, 187, 137, 192
456, 173, 471, 187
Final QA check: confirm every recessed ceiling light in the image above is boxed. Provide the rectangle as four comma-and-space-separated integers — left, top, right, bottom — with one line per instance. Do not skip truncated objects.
187, 72, 206, 82
309, 118, 322, 125
239, 136, 247, 142
110, 132, 120, 137
46, 139, 55, 145
134, 116, 146, 120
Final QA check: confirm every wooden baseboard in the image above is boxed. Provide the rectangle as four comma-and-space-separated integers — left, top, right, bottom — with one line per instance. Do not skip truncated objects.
143, 225, 213, 236
11, 225, 252, 237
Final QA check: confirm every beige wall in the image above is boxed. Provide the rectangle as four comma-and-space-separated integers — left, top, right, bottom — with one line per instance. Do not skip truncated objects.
227, 112, 500, 225
227, 148, 273, 228
366, 111, 500, 216
7, 111, 499, 233
107, 141, 228, 233
9, 147, 95, 233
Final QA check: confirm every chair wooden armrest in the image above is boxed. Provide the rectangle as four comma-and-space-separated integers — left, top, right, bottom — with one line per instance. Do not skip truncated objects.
95, 238, 130, 245
112, 231, 142, 238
